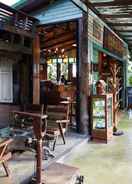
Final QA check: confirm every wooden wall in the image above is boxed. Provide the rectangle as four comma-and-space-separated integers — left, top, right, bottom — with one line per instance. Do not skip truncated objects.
0, 104, 20, 128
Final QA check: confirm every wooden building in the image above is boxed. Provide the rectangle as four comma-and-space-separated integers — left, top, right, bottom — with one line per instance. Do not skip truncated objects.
0, 0, 129, 135
0, 2, 37, 128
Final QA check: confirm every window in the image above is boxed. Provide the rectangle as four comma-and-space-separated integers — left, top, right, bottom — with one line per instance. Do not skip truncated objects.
0, 59, 13, 103
72, 63, 76, 78
47, 63, 57, 81
61, 63, 68, 80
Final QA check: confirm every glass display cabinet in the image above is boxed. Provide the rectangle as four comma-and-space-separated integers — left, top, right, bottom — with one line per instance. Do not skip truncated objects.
91, 94, 113, 143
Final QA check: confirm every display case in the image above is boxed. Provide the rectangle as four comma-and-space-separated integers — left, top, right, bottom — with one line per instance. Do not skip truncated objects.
91, 94, 113, 143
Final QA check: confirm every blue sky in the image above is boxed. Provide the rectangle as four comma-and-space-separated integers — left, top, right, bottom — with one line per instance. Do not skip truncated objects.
0, 0, 18, 5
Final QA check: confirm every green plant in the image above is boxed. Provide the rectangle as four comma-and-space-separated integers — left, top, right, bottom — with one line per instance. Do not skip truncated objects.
129, 76, 132, 86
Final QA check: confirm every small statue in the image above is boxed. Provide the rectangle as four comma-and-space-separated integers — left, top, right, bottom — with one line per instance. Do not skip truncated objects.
96, 80, 106, 95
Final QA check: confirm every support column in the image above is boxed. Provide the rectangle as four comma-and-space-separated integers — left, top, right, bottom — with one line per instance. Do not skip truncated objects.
77, 14, 90, 134
33, 34, 40, 104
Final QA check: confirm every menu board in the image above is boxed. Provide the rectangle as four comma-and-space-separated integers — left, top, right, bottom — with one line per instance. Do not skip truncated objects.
103, 28, 125, 58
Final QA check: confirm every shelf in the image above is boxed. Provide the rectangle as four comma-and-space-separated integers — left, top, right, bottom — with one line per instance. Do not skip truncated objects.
91, 94, 113, 142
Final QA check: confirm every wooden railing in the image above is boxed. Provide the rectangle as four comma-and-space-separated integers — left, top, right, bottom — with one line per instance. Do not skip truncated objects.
0, 2, 38, 36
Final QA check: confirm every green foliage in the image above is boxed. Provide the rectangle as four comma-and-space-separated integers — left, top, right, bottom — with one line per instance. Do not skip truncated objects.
128, 76, 132, 86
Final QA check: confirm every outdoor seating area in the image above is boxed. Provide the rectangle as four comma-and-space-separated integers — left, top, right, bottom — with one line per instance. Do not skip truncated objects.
0, 0, 132, 183
0, 129, 86, 184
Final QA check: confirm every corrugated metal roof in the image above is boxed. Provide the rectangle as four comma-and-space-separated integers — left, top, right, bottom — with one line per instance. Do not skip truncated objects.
33, 0, 83, 25
88, 0, 132, 49
12, 0, 27, 9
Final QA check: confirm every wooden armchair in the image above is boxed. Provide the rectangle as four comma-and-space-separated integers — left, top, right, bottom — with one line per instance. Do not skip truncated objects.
12, 104, 44, 129
0, 139, 12, 177
46, 101, 70, 151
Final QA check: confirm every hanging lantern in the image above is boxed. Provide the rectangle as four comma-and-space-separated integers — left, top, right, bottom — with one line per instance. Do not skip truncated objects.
47, 59, 52, 64
63, 56, 68, 63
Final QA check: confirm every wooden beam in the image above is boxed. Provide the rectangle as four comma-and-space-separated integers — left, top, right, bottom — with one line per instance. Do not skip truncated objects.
124, 38, 132, 40
101, 14, 132, 18
109, 23, 132, 26
122, 35, 132, 38
117, 30, 132, 32
2, 24, 34, 38
42, 40, 75, 50
0, 2, 38, 21
33, 34, 40, 104
44, 32, 75, 43
43, 34, 75, 48
0, 42, 32, 54
92, 0, 132, 7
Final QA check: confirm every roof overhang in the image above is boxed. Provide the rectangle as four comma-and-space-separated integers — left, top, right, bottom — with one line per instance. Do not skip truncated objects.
84, 0, 132, 49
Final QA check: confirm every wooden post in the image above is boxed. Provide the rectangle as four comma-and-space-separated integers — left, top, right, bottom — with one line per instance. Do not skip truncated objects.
77, 13, 90, 134
13, 111, 47, 184
57, 62, 61, 82
33, 118, 43, 184
33, 34, 40, 104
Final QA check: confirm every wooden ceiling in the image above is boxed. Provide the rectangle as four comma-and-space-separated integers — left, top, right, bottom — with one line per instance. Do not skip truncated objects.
15, 0, 132, 50
39, 22, 77, 58
83, 0, 132, 49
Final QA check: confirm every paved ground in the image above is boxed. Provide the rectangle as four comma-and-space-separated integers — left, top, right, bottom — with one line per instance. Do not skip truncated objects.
1, 112, 131, 184
0, 130, 86, 184
64, 112, 132, 184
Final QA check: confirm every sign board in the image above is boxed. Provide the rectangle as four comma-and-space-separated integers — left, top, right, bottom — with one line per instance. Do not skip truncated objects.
93, 19, 104, 45
88, 12, 104, 46
103, 28, 126, 58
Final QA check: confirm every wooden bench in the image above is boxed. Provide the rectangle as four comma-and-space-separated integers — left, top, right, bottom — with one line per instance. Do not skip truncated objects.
46, 101, 70, 150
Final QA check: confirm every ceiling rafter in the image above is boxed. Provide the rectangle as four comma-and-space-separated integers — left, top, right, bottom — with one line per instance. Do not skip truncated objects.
92, 0, 132, 7
42, 40, 75, 50
109, 23, 132, 26
118, 30, 132, 32
43, 34, 75, 48
86, 0, 132, 48
101, 14, 132, 18
44, 31, 76, 43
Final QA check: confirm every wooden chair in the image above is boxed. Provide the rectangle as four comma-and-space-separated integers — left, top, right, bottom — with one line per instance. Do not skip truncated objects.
23, 104, 44, 114
0, 139, 12, 177
46, 101, 70, 151
12, 104, 44, 129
